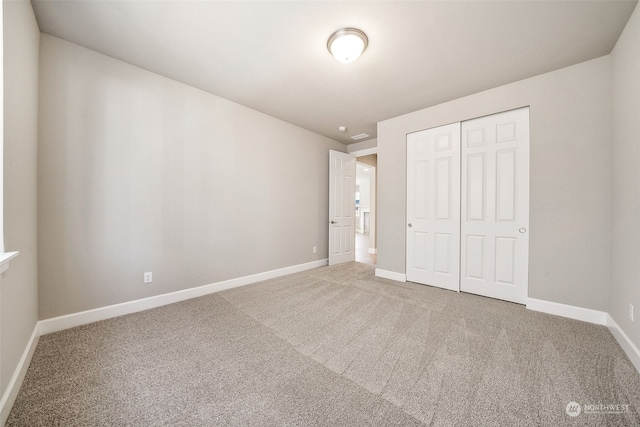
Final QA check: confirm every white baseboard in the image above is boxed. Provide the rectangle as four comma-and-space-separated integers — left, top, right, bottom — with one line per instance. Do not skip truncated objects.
526, 298, 608, 325
527, 298, 639, 374
39, 259, 328, 336
2, 259, 328, 421
6, 261, 637, 425
375, 268, 406, 282
607, 315, 640, 374
0, 324, 39, 426
368, 248, 377, 254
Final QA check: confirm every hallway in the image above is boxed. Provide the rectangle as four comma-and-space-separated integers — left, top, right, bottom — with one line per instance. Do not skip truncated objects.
355, 232, 376, 265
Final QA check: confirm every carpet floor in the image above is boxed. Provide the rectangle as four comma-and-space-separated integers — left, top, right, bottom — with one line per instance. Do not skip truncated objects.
7, 262, 640, 426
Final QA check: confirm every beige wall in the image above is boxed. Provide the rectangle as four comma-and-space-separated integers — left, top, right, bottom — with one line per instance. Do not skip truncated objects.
1, 0, 40, 403
347, 138, 377, 154
357, 154, 377, 168
38, 35, 344, 319
610, 4, 640, 351
378, 56, 611, 311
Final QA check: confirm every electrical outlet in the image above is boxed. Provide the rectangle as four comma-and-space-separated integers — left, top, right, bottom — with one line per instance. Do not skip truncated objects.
144, 272, 153, 284
313, 246, 317, 253
630, 304, 635, 322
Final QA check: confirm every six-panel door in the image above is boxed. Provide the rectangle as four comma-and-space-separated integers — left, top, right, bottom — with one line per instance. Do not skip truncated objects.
460, 108, 530, 304
406, 123, 461, 291
329, 150, 356, 265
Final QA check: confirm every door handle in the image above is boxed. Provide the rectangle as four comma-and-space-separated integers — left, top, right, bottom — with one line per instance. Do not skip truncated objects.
408, 223, 412, 228
519, 227, 526, 233
330, 220, 337, 224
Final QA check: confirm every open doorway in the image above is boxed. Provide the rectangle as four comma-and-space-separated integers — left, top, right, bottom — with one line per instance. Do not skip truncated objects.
355, 155, 377, 265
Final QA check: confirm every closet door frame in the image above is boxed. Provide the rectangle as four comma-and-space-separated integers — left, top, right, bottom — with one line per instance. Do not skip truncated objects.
405, 107, 530, 305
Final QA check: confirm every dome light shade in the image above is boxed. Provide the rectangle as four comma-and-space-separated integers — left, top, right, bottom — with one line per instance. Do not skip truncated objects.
327, 28, 368, 64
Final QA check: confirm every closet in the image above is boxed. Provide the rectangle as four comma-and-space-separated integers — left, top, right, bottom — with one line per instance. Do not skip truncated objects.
406, 107, 529, 304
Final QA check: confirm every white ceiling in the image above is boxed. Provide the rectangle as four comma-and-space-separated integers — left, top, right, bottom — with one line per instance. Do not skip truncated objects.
31, 0, 637, 145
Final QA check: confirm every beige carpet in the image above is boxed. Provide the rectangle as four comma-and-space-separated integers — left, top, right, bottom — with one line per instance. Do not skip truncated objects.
7, 262, 640, 426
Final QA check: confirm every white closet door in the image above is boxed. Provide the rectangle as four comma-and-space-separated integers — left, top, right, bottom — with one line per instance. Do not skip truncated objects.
406, 123, 461, 291
460, 108, 530, 304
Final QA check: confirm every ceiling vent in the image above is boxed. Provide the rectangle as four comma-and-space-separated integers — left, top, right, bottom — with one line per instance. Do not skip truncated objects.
350, 133, 370, 141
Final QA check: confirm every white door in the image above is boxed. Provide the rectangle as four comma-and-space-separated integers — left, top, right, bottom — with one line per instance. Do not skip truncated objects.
329, 150, 356, 265
460, 107, 530, 304
406, 123, 461, 291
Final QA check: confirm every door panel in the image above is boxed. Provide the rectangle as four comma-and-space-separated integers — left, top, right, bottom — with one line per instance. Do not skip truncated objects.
495, 237, 516, 284
466, 154, 486, 220
460, 108, 529, 304
434, 233, 451, 273
496, 150, 516, 221
329, 150, 356, 265
406, 123, 461, 291
435, 157, 452, 219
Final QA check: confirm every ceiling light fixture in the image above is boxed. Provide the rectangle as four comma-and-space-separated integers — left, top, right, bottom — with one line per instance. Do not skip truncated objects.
327, 28, 368, 64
